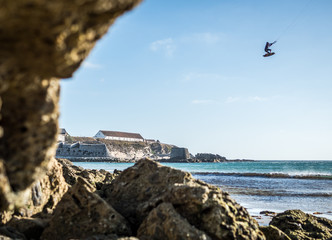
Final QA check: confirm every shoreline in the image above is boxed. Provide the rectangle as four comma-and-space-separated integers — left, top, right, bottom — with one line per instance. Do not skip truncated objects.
57, 157, 255, 163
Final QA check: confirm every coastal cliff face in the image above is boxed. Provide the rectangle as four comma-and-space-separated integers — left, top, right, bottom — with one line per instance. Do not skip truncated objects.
0, 0, 141, 211
57, 137, 173, 160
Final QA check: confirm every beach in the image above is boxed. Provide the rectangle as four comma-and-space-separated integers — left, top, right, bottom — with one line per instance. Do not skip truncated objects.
74, 160, 332, 225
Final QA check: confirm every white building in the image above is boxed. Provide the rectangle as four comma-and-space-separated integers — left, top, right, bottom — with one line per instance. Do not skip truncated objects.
58, 128, 68, 142
94, 130, 144, 142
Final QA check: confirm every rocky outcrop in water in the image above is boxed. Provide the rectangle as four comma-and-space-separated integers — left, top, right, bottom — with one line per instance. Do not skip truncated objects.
0, 0, 142, 212
195, 153, 227, 162
268, 210, 332, 240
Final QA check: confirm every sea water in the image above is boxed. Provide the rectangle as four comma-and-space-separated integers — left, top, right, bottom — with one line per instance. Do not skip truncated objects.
73, 160, 332, 221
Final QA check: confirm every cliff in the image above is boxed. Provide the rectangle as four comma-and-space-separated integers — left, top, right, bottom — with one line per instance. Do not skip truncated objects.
57, 137, 174, 161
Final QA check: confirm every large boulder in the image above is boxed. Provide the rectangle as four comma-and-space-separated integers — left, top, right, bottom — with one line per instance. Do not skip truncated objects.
103, 159, 265, 240
0, 0, 142, 212
41, 177, 132, 240
270, 210, 332, 240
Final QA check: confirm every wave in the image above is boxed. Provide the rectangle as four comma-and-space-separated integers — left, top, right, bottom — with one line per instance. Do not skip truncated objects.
192, 172, 332, 180
219, 187, 332, 197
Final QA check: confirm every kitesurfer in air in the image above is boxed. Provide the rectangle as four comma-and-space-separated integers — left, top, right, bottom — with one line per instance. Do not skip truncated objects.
264, 41, 277, 54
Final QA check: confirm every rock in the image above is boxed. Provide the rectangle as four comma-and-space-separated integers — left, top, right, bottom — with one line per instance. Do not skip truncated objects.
0, 226, 26, 240
83, 235, 139, 240
0, 0, 142, 212
260, 211, 277, 217
260, 225, 291, 240
270, 210, 332, 240
195, 153, 227, 162
1, 158, 68, 224
103, 159, 193, 229
6, 216, 48, 240
103, 159, 265, 239
57, 158, 115, 189
41, 177, 132, 240
137, 202, 211, 240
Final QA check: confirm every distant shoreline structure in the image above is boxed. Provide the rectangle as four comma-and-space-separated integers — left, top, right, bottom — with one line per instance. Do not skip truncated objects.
57, 128, 254, 163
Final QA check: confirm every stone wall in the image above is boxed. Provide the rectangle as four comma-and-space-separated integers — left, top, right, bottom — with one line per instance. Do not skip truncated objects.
56, 143, 110, 158
170, 147, 190, 160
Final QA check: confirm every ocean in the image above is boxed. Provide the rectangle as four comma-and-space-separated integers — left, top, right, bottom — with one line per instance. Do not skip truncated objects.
73, 160, 332, 223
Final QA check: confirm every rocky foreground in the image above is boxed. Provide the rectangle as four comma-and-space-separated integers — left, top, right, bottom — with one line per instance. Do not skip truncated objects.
0, 158, 330, 240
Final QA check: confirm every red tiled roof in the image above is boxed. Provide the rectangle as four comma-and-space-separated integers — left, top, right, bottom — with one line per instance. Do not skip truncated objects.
100, 130, 143, 139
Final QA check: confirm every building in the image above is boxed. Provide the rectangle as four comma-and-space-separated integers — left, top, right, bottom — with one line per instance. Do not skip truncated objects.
170, 147, 190, 160
145, 139, 157, 144
94, 130, 144, 142
58, 128, 69, 142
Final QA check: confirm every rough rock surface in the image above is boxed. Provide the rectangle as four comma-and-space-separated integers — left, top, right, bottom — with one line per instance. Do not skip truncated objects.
0, 226, 26, 240
137, 202, 211, 240
260, 225, 291, 240
57, 158, 116, 188
0, 0, 141, 212
270, 210, 332, 240
103, 159, 265, 239
6, 216, 48, 240
41, 177, 132, 240
0, 158, 68, 224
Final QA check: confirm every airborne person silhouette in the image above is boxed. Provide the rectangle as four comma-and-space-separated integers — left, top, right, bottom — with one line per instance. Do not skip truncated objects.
263, 41, 277, 57
265, 41, 276, 53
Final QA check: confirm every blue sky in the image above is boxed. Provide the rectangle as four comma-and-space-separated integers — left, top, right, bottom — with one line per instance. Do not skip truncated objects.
60, 0, 332, 160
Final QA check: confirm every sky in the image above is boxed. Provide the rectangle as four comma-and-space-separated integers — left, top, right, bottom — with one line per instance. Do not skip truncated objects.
59, 0, 332, 160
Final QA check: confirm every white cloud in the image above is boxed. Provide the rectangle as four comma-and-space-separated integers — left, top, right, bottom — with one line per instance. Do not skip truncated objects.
192, 99, 217, 105
150, 38, 176, 57
249, 96, 268, 102
225, 96, 268, 103
226, 97, 241, 103
82, 61, 102, 69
